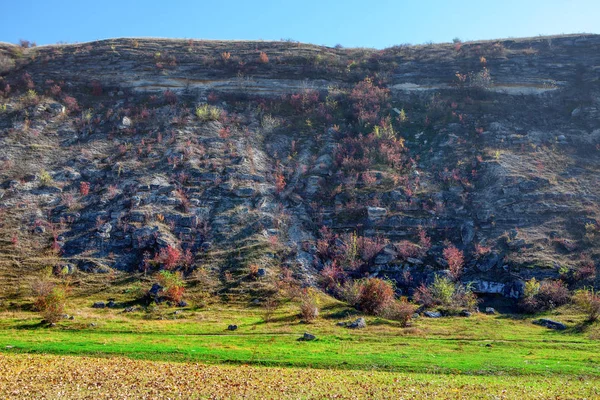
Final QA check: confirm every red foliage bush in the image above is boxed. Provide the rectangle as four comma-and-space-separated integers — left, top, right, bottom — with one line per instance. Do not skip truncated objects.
79, 182, 90, 196
164, 89, 178, 105
62, 95, 79, 112
258, 52, 269, 64
357, 278, 395, 315
443, 245, 464, 280
320, 262, 346, 290
358, 236, 386, 262
275, 172, 286, 194
154, 245, 182, 270
289, 89, 319, 113
349, 77, 389, 125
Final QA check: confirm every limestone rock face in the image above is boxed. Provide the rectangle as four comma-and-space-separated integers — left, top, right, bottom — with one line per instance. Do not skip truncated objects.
1, 34, 599, 301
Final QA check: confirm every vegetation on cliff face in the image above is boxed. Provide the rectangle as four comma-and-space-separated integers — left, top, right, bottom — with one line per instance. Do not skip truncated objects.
0, 34, 599, 314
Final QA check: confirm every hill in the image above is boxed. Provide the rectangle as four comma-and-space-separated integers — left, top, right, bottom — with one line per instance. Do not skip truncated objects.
0, 34, 599, 304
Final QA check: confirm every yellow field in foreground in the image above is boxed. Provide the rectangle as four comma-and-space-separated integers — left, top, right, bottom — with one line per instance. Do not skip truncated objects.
1, 353, 598, 399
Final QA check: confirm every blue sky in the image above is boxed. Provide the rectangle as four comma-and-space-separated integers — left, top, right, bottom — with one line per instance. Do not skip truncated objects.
1, 0, 598, 48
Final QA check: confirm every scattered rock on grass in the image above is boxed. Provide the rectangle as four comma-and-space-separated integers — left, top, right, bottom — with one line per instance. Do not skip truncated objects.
423, 311, 442, 318
299, 332, 316, 341
485, 307, 496, 315
533, 318, 566, 330
92, 302, 105, 309
227, 325, 238, 331
348, 317, 366, 329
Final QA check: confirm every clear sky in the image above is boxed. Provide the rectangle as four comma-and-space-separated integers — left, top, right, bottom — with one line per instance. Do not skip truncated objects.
1, 0, 598, 48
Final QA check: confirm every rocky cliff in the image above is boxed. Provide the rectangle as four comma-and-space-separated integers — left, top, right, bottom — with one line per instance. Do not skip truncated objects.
0, 34, 599, 301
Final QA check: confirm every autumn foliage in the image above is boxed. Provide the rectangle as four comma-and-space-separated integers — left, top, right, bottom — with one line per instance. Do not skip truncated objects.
443, 245, 464, 280
356, 278, 395, 315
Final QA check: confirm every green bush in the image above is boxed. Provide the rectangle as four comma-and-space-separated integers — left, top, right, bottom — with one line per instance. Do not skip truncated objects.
414, 275, 478, 312
38, 170, 54, 187
157, 271, 185, 303
195, 104, 221, 121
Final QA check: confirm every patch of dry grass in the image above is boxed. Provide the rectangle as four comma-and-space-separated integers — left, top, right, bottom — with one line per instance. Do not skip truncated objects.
0, 353, 598, 399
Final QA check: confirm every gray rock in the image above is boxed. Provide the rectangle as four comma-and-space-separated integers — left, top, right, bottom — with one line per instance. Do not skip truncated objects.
348, 317, 367, 329
461, 221, 474, 244
367, 207, 387, 221
485, 307, 497, 315
227, 324, 238, 331
120, 116, 132, 129
92, 302, 105, 309
471, 280, 505, 295
533, 318, 566, 330
234, 187, 255, 197
459, 310, 472, 317
299, 332, 316, 341
148, 283, 163, 300
423, 311, 442, 318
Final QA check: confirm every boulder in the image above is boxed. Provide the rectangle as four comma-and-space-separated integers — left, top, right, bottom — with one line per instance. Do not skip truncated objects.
299, 332, 316, 341
533, 318, 566, 330
423, 311, 442, 318
348, 317, 367, 329
485, 307, 497, 315
227, 324, 238, 331
92, 302, 105, 309
148, 283, 163, 301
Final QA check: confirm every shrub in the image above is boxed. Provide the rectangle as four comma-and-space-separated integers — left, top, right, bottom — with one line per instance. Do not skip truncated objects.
164, 89, 178, 105
154, 245, 182, 270
38, 170, 54, 187
157, 270, 185, 303
258, 52, 269, 64
356, 278, 395, 315
275, 172, 286, 194
536, 280, 570, 309
414, 275, 478, 311
338, 280, 362, 308
573, 289, 600, 322
299, 291, 319, 323
443, 245, 464, 280
523, 278, 540, 299
349, 77, 389, 125
382, 299, 417, 327
519, 279, 570, 313
32, 280, 66, 323
320, 262, 346, 290
263, 297, 280, 323
195, 104, 221, 121
79, 181, 90, 196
